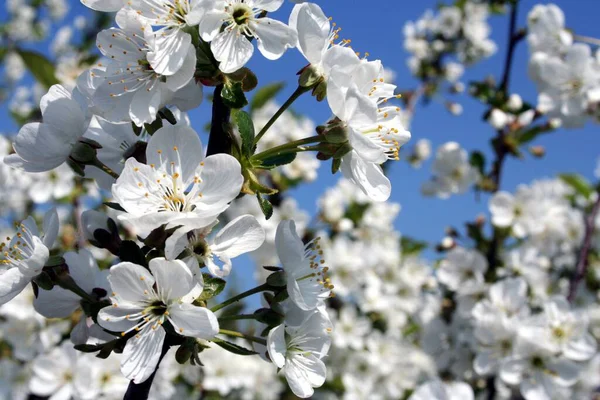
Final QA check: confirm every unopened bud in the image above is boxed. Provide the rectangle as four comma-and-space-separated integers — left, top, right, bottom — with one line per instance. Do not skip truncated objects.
507, 94, 523, 111
82, 210, 121, 253
298, 65, 324, 88
440, 236, 455, 249
446, 102, 463, 116
70, 141, 98, 164
529, 145, 545, 158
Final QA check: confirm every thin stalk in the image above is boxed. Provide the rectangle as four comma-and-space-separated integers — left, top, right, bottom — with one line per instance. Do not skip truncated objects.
217, 313, 257, 321
92, 158, 120, 179
210, 283, 270, 313
252, 136, 322, 162
218, 329, 267, 345
574, 34, 600, 47
253, 86, 310, 146
568, 195, 600, 302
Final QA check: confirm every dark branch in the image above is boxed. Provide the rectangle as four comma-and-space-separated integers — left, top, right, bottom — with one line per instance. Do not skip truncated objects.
499, 2, 521, 93
206, 84, 232, 157
568, 195, 600, 302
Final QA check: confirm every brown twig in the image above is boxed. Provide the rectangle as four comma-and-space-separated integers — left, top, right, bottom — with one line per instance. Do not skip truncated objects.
568, 195, 600, 302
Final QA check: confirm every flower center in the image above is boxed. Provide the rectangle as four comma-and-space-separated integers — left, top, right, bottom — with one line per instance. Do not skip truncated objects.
193, 240, 210, 257
232, 4, 252, 26
531, 356, 545, 369
146, 300, 168, 316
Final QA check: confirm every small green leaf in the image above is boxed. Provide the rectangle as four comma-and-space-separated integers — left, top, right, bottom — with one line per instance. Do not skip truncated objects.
17, 49, 60, 89
331, 158, 341, 174
469, 151, 486, 175
250, 82, 285, 112
235, 111, 255, 157
560, 174, 594, 199
257, 193, 273, 220
256, 153, 297, 169
144, 118, 163, 135
158, 108, 177, 125
198, 274, 226, 301
222, 81, 248, 109
253, 308, 284, 325
266, 271, 286, 287
118, 240, 147, 267
74, 343, 106, 353
400, 237, 428, 255
212, 338, 258, 355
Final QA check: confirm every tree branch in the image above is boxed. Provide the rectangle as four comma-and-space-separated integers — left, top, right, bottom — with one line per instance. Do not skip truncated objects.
568, 195, 600, 302
206, 84, 232, 157
499, 3, 521, 94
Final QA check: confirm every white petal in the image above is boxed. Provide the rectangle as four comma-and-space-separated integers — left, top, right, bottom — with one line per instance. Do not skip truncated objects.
108, 262, 155, 304
340, 151, 391, 202
275, 220, 305, 270
70, 317, 90, 345
42, 207, 59, 248
252, 18, 298, 60
64, 249, 101, 294
129, 86, 163, 127
148, 258, 196, 300
80, 0, 124, 12
146, 124, 204, 184
164, 46, 196, 92
97, 305, 140, 333
198, 10, 230, 41
284, 354, 326, 398
563, 333, 597, 361
211, 29, 254, 74
251, 0, 284, 12
266, 324, 286, 368
148, 29, 192, 76
168, 303, 218, 338
121, 326, 165, 384
33, 287, 80, 318
289, 3, 330, 65
212, 215, 265, 259
191, 153, 243, 211
0, 269, 31, 306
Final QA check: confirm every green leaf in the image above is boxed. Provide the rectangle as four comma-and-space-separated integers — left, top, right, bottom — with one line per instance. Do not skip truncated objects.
235, 111, 255, 157
17, 50, 59, 89
257, 193, 273, 220
221, 81, 248, 109
212, 338, 257, 355
560, 174, 594, 199
118, 240, 147, 267
198, 274, 226, 301
331, 158, 341, 174
266, 271, 286, 287
469, 151, 486, 175
158, 108, 177, 125
400, 237, 428, 255
250, 82, 285, 112
144, 117, 163, 135
517, 124, 553, 145
256, 153, 297, 169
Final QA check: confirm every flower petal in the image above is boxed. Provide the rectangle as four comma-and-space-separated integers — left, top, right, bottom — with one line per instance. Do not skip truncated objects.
168, 303, 218, 339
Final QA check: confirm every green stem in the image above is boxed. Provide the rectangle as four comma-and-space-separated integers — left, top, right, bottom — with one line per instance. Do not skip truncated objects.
253, 86, 311, 146
210, 283, 270, 313
92, 158, 120, 179
218, 329, 267, 345
56, 274, 95, 302
217, 313, 257, 321
251, 136, 322, 162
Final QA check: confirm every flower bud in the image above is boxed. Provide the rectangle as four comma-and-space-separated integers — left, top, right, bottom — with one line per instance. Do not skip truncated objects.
507, 94, 523, 111
81, 210, 121, 253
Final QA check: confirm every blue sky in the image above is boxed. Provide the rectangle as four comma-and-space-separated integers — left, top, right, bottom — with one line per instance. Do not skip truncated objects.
2, 0, 600, 294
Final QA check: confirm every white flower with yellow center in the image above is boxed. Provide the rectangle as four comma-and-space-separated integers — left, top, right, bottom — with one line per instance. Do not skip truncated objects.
165, 215, 265, 278
127, 0, 204, 76
111, 124, 243, 237
198, 0, 298, 73
267, 309, 332, 398
289, 2, 360, 81
92, 9, 198, 126
4, 85, 89, 172
97, 258, 219, 383
275, 220, 332, 310
0, 209, 58, 306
